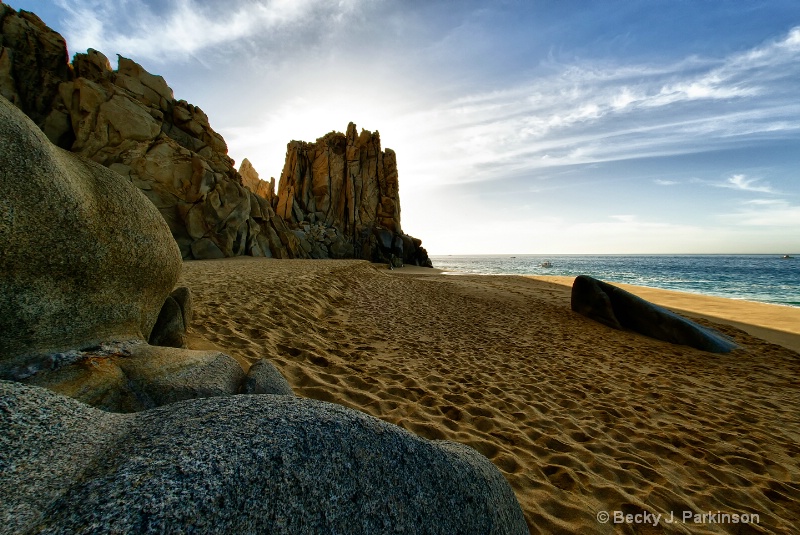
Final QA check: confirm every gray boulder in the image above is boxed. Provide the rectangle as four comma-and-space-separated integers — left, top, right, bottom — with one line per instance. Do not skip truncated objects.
0, 381, 529, 534
241, 358, 294, 396
571, 275, 738, 353
0, 94, 182, 375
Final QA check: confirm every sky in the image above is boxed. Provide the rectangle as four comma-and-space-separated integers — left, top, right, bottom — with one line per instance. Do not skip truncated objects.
11, 0, 800, 254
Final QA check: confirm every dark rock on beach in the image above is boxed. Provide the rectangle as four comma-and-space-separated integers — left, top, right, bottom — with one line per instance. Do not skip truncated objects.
1, 381, 529, 534
571, 275, 738, 353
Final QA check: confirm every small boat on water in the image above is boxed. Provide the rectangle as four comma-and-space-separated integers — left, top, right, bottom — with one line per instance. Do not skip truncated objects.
783, 254, 794, 259
540, 261, 553, 268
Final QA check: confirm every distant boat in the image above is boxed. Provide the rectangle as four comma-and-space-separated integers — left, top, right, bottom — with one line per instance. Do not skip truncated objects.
540, 261, 553, 268
783, 254, 794, 259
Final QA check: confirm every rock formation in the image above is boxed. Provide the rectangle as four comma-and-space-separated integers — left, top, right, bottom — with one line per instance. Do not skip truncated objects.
0, 3, 432, 265
17, 341, 247, 413
0, 4, 70, 142
241, 358, 295, 396
571, 275, 738, 353
148, 286, 193, 348
1, 381, 528, 534
276, 123, 431, 265
240, 157, 276, 203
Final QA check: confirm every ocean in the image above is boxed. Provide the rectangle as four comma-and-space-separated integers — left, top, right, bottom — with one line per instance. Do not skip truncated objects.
428, 255, 800, 308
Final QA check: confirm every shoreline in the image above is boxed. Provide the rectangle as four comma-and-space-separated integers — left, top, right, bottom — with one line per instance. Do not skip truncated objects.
429, 254, 800, 310
399, 266, 800, 352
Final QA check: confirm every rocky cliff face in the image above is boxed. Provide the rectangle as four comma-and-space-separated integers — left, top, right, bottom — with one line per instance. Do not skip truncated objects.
0, 3, 431, 266
275, 123, 430, 265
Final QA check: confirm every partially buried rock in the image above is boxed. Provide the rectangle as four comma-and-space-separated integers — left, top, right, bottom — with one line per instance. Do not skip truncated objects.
241, 358, 294, 396
0, 381, 529, 534
571, 275, 738, 353
149, 287, 193, 348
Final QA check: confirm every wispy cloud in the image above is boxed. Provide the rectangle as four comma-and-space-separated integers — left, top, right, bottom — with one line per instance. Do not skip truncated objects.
400, 25, 800, 185
743, 199, 786, 206
55, 0, 365, 63
716, 174, 777, 194
654, 179, 678, 186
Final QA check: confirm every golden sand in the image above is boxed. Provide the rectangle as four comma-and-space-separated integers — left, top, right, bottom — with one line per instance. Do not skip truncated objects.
179, 258, 800, 534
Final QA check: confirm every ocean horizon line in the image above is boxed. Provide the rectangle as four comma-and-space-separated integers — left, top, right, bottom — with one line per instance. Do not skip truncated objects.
427, 254, 800, 309
430, 253, 798, 257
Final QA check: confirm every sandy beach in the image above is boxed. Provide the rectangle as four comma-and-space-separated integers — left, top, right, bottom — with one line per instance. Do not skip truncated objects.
179, 258, 800, 534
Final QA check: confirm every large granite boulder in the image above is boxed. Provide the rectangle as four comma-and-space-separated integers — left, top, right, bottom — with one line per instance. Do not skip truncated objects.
571, 275, 738, 353
1, 381, 529, 534
0, 94, 182, 375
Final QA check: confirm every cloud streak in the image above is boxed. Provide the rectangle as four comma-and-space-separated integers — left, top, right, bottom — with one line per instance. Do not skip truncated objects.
717, 174, 777, 194
55, 0, 365, 64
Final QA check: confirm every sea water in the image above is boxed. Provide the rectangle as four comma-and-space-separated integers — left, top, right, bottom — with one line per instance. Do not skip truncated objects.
429, 255, 800, 308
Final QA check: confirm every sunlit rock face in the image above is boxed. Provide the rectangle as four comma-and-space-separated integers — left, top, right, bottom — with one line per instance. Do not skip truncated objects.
276, 122, 431, 266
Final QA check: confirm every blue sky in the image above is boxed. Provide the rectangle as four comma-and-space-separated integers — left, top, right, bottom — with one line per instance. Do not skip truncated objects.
11, 0, 800, 254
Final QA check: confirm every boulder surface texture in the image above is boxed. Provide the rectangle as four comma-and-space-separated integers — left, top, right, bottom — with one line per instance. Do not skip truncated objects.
0, 3, 432, 265
0, 93, 181, 375
571, 275, 738, 353
0, 381, 529, 535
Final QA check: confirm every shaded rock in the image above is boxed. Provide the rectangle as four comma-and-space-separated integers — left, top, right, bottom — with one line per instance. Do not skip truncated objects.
148, 296, 186, 348
170, 286, 193, 326
1, 381, 528, 534
148, 286, 192, 348
0, 5, 71, 134
191, 237, 226, 259
571, 275, 738, 353
240, 358, 294, 396
16, 341, 245, 413
0, 94, 182, 375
